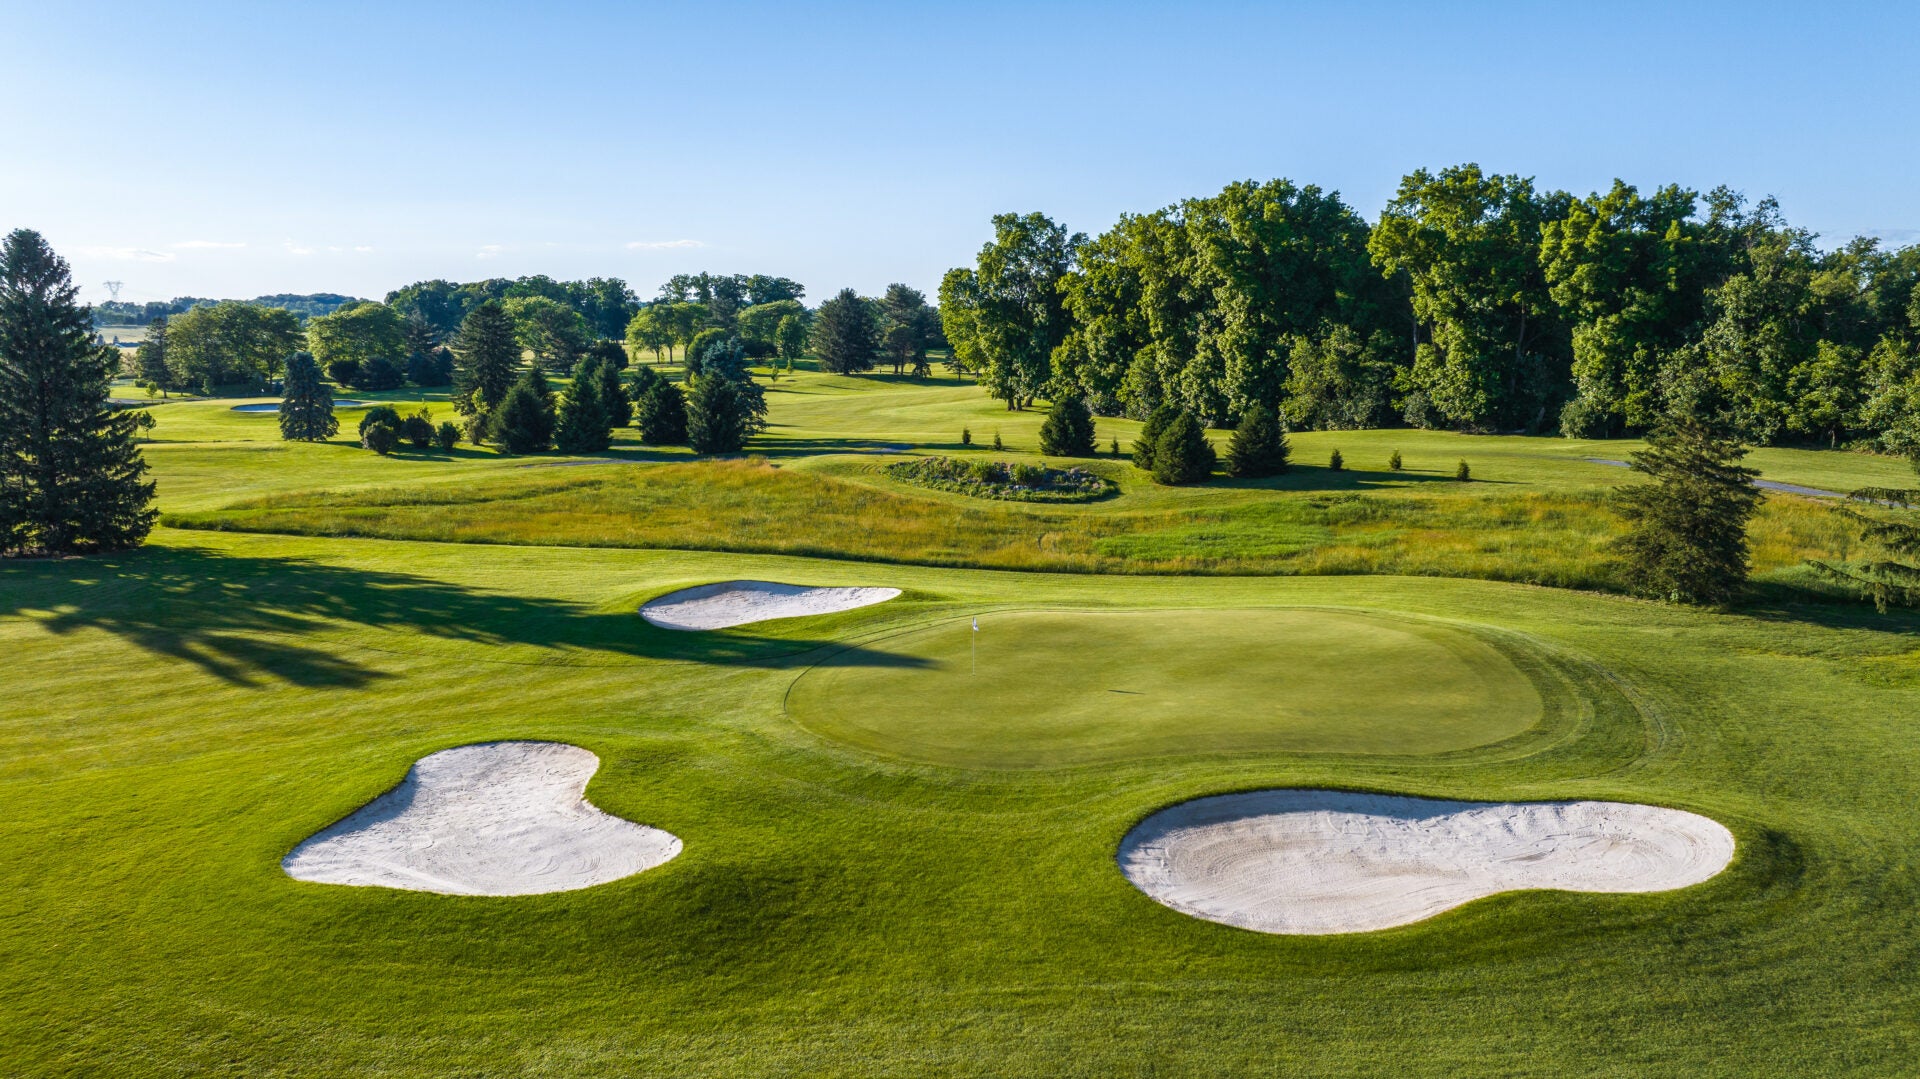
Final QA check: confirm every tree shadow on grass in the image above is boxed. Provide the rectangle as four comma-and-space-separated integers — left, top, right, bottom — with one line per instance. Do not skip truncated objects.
0, 546, 928, 689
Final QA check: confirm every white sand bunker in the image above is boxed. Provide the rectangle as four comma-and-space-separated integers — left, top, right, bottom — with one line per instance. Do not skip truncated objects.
1119, 789, 1734, 934
640, 580, 901, 631
283, 741, 681, 896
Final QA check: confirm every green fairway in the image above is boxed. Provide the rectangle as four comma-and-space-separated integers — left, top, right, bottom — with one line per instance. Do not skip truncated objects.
7, 365, 1920, 1076
788, 608, 1545, 766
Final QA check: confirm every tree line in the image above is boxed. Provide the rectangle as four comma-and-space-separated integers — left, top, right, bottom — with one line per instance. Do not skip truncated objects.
939, 166, 1920, 451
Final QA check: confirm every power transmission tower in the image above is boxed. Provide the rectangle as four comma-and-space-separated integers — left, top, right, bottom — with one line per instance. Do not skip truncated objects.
103, 281, 124, 303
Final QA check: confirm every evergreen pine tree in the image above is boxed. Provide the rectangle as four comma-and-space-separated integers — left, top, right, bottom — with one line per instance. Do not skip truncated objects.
811, 288, 880, 374
452, 300, 519, 415
1814, 460, 1920, 611
278, 351, 337, 442
1614, 420, 1762, 605
1132, 405, 1176, 470
686, 375, 749, 454
1225, 403, 1290, 478
1150, 411, 1216, 486
0, 230, 157, 554
134, 314, 172, 393
1038, 395, 1096, 456
595, 354, 632, 427
635, 379, 688, 445
554, 361, 613, 453
487, 370, 556, 454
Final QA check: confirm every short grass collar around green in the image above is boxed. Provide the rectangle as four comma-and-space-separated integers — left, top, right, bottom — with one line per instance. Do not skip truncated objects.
886, 455, 1115, 502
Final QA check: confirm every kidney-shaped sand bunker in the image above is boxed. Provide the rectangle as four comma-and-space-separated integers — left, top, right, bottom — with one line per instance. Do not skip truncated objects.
1119, 789, 1734, 934
283, 741, 681, 896
640, 580, 901, 630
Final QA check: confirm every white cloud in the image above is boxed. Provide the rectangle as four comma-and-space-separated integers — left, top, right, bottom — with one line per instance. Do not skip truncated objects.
284, 240, 314, 256
476, 244, 505, 260
171, 239, 246, 250
626, 239, 704, 250
72, 245, 175, 263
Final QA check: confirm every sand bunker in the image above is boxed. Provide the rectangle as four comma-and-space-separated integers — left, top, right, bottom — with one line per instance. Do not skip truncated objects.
640, 580, 901, 630
283, 741, 681, 896
1119, 789, 1734, 934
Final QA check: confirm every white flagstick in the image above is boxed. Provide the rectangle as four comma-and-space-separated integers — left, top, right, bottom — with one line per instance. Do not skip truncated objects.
971, 616, 979, 675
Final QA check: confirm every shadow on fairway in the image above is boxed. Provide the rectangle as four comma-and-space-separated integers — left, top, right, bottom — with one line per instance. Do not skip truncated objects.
0, 546, 926, 688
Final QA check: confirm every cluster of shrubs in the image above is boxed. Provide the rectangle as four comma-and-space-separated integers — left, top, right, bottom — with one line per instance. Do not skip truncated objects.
887, 456, 1113, 503
358, 405, 460, 456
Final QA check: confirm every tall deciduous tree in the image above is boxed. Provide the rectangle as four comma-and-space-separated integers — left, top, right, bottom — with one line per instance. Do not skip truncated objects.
504, 296, 589, 375
1613, 420, 1762, 604
278, 351, 337, 441
0, 229, 157, 554
775, 313, 808, 369
164, 301, 302, 393
940, 212, 1082, 409
452, 300, 519, 415
812, 288, 880, 374
624, 305, 674, 363
1369, 164, 1569, 432
306, 302, 407, 387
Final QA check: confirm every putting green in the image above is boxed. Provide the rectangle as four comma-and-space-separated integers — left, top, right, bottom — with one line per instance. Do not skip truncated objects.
787, 608, 1545, 767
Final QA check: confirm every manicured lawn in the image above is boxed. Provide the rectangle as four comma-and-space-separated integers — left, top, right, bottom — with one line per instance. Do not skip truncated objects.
4, 530, 1919, 1075
787, 608, 1546, 766
7, 367, 1920, 1075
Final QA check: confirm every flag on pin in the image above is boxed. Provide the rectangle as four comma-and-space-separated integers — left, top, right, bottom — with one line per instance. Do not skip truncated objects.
972, 617, 979, 632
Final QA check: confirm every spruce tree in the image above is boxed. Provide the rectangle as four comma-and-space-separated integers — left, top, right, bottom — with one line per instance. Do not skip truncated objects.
278, 351, 338, 442
686, 375, 748, 454
452, 300, 519, 415
635, 379, 688, 445
1613, 419, 1762, 605
595, 354, 632, 428
811, 287, 880, 374
1225, 403, 1289, 478
1038, 395, 1096, 456
1814, 465, 1920, 611
487, 370, 556, 454
1150, 411, 1216, 486
554, 362, 613, 453
1132, 405, 1176, 470
134, 314, 173, 393
0, 230, 157, 554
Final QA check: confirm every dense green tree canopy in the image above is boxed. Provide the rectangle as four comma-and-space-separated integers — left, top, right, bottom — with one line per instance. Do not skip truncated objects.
164, 301, 302, 393
940, 212, 1082, 409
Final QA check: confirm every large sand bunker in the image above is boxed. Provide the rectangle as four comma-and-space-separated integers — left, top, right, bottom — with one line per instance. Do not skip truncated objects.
1119, 789, 1734, 934
640, 580, 901, 630
283, 741, 681, 896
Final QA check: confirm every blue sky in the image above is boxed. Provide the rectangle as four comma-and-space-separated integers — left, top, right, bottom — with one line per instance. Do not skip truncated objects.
4, 1, 1915, 306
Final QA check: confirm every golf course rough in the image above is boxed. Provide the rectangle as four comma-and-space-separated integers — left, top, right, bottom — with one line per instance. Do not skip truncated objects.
1119, 789, 1736, 934
788, 608, 1548, 767
640, 579, 902, 630
283, 741, 682, 896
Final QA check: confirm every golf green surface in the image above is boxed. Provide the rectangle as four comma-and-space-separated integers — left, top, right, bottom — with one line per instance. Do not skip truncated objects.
789, 608, 1544, 766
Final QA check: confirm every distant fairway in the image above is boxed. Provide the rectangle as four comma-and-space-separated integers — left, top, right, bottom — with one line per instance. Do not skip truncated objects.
787, 608, 1544, 766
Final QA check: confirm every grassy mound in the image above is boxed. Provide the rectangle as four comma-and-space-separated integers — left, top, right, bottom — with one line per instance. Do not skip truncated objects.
885, 456, 1115, 502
